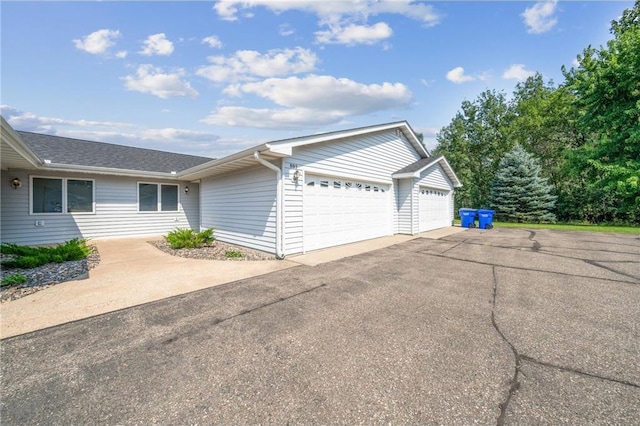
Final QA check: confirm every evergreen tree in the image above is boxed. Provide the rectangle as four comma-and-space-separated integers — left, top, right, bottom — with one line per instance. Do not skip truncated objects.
490, 144, 557, 223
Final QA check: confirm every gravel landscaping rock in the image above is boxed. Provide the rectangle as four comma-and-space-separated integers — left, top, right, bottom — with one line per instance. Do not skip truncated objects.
148, 239, 275, 261
0, 247, 100, 303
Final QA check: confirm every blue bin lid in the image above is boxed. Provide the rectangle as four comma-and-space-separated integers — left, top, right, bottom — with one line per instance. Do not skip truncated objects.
459, 208, 478, 212
477, 209, 495, 214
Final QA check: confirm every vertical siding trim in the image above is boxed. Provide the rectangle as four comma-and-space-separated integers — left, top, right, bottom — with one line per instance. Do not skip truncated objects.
254, 152, 284, 258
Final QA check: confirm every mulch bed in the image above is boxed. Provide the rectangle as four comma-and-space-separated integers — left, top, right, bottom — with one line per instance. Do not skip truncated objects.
0, 246, 101, 303
148, 239, 275, 261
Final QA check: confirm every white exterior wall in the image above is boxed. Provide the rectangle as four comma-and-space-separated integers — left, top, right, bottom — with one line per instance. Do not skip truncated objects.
282, 129, 422, 255
396, 178, 415, 235
0, 169, 198, 245
416, 164, 453, 190
200, 166, 277, 253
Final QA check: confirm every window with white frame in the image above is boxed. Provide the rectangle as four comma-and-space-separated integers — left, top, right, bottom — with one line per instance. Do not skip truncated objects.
138, 183, 179, 212
31, 176, 95, 214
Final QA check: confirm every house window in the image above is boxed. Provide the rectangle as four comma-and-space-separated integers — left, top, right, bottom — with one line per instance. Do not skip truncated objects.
32, 177, 63, 213
138, 183, 179, 212
161, 185, 178, 211
67, 179, 94, 213
31, 176, 95, 214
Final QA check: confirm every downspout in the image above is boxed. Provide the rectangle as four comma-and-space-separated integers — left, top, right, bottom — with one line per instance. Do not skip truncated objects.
253, 151, 285, 259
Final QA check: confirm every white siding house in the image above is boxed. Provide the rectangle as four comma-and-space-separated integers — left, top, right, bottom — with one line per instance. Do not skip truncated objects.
1, 118, 461, 255
181, 122, 462, 257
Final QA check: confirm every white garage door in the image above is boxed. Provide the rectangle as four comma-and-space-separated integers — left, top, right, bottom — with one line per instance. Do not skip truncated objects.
419, 187, 452, 232
304, 175, 392, 251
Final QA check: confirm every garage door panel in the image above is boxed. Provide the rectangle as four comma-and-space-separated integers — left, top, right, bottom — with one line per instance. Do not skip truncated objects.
419, 187, 452, 232
304, 175, 391, 251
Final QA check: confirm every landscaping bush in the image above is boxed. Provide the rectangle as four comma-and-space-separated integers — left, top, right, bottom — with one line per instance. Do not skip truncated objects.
224, 250, 243, 259
0, 238, 91, 269
165, 228, 214, 249
1, 274, 27, 287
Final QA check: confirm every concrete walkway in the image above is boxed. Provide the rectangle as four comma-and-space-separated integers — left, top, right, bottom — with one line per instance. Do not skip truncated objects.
0, 227, 465, 339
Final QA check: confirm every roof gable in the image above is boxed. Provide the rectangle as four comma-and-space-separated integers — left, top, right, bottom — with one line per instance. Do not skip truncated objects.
180, 121, 428, 180
392, 155, 462, 187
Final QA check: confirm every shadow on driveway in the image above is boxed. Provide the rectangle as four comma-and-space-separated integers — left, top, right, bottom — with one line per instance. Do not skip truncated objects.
1, 228, 638, 424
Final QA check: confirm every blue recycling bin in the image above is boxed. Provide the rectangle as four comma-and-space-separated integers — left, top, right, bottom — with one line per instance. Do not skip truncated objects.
458, 208, 477, 228
477, 209, 496, 229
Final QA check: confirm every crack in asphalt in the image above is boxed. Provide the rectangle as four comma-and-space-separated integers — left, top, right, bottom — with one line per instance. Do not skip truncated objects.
154, 283, 327, 348
583, 259, 640, 281
520, 355, 640, 389
440, 241, 465, 254
491, 266, 522, 426
420, 251, 638, 286
527, 231, 542, 252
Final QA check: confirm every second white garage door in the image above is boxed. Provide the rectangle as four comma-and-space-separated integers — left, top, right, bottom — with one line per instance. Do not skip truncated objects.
419, 187, 452, 232
303, 174, 392, 251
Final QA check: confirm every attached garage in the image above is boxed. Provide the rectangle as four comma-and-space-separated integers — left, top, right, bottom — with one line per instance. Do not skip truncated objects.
181, 121, 462, 257
419, 187, 453, 232
303, 174, 392, 251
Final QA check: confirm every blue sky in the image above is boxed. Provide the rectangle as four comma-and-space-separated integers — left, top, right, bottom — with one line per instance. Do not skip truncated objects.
1, 1, 631, 158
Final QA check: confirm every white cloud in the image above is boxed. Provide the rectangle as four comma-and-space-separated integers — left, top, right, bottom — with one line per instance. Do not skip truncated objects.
279, 24, 295, 36
140, 33, 174, 56
202, 35, 223, 48
522, 1, 558, 34
572, 57, 580, 67
196, 47, 318, 83
237, 75, 411, 112
445, 67, 476, 84
213, 0, 440, 26
201, 106, 343, 129
115, 50, 128, 59
122, 65, 198, 99
214, 1, 439, 47
315, 22, 393, 45
73, 29, 121, 55
502, 64, 535, 81
203, 74, 412, 129
1, 105, 132, 131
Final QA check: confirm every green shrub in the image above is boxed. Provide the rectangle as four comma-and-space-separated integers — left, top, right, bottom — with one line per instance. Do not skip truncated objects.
224, 250, 243, 259
1, 274, 27, 287
1, 239, 91, 269
165, 228, 215, 249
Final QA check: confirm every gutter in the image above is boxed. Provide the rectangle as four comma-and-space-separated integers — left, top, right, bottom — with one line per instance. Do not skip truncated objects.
253, 151, 285, 259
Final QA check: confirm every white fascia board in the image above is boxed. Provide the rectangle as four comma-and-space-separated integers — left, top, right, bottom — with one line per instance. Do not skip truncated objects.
392, 172, 420, 179
42, 163, 182, 180
1, 116, 42, 168
178, 143, 292, 180
264, 144, 293, 156
439, 157, 463, 187
178, 143, 271, 178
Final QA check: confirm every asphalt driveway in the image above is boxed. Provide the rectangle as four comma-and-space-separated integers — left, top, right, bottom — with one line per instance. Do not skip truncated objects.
1, 228, 638, 424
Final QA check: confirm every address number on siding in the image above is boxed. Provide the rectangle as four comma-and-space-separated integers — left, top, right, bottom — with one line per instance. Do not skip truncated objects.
288, 163, 299, 169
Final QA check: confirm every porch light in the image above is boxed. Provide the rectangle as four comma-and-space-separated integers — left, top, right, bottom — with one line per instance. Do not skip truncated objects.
292, 169, 301, 183
184, 185, 189, 194
10, 177, 21, 189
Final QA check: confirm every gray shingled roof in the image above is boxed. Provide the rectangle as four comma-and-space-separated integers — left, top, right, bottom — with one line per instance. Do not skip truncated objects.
17, 131, 213, 173
393, 155, 443, 175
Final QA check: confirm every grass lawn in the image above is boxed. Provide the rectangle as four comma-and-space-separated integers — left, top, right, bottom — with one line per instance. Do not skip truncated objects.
454, 220, 638, 234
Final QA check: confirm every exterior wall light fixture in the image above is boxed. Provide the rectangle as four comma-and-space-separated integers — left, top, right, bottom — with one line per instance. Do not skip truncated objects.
292, 170, 301, 183
184, 186, 189, 194
11, 177, 21, 189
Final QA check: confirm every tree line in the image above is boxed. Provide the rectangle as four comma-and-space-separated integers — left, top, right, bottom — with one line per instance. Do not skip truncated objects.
433, 1, 639, 225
